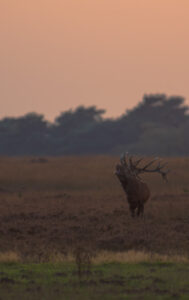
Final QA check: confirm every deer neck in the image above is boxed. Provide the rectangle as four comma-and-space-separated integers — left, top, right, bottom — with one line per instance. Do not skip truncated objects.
120, 176, 136, 194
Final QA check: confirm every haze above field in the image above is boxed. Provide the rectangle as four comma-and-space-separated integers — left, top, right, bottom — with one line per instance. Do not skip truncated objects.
1, 0, 189, 120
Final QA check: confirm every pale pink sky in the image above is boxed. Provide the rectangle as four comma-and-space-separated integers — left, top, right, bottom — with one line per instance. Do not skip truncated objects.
1, 0, 189, 120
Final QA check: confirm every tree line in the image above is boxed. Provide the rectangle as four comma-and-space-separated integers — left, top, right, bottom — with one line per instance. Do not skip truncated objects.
0, 94, 189, 156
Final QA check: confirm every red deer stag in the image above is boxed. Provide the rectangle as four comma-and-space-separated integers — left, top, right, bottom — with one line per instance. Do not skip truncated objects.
115, 153, 169, 217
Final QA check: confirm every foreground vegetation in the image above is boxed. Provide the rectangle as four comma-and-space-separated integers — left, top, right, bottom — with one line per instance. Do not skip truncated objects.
0, 261, 188, 300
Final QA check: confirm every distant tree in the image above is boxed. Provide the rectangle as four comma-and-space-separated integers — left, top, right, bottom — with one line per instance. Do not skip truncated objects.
0, 95, 189, 156
54, 106, 105, 134
126, 123, 182, 156
112, 94, 189, 153
0, 113, 49, 155
122, 94, 188, 127
49, 106, 106, 154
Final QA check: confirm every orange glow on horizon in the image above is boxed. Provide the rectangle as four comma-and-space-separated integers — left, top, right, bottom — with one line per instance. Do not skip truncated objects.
1, 0, 189, 120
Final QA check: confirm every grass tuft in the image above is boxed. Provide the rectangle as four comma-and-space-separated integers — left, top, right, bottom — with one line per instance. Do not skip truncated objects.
0, 250, 188, 265
93, 250, 189, 264
0, 251, 21, 263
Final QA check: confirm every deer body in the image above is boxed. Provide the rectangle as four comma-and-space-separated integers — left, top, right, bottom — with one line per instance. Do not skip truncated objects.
115, 154, 168, 218
118, 173, 150, 217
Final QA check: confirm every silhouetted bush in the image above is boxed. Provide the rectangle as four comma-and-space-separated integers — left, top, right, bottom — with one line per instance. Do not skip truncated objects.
0, 95, 188, 156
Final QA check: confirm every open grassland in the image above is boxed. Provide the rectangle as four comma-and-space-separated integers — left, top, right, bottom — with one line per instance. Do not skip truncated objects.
0, 156, 188, 258
0, 156, 188, 298
0, 262, 188, 300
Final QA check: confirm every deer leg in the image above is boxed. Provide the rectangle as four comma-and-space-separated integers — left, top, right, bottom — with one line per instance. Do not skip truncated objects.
129, 206, 136, 218
131, 209, 135, 218
137, 203, 144, 217
140, 204, 144, 217
137, 205, 140, 217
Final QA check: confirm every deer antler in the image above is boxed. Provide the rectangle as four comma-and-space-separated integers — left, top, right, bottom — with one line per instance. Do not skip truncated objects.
133, 157, 144, 167
133, 157, 170, 182
119, 153, 169, 182
120, 152, 131, 168
120, 152, 127, 167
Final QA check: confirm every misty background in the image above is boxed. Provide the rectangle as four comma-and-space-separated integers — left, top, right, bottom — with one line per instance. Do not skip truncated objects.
0, 94, 188, 156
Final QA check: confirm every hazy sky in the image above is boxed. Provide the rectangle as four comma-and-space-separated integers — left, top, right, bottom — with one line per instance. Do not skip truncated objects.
1, 0, 189, 120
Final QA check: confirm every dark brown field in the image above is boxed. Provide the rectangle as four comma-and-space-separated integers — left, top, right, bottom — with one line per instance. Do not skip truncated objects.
0, 156, 188, 261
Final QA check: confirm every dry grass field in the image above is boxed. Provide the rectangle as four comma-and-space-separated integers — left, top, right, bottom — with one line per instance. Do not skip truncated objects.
0, 156, 188, 262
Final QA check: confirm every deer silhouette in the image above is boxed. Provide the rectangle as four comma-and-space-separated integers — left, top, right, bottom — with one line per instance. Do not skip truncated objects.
115, 153, 169, 217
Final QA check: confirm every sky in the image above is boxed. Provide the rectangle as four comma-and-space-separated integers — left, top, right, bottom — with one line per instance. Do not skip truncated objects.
1, 0, 189, 121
